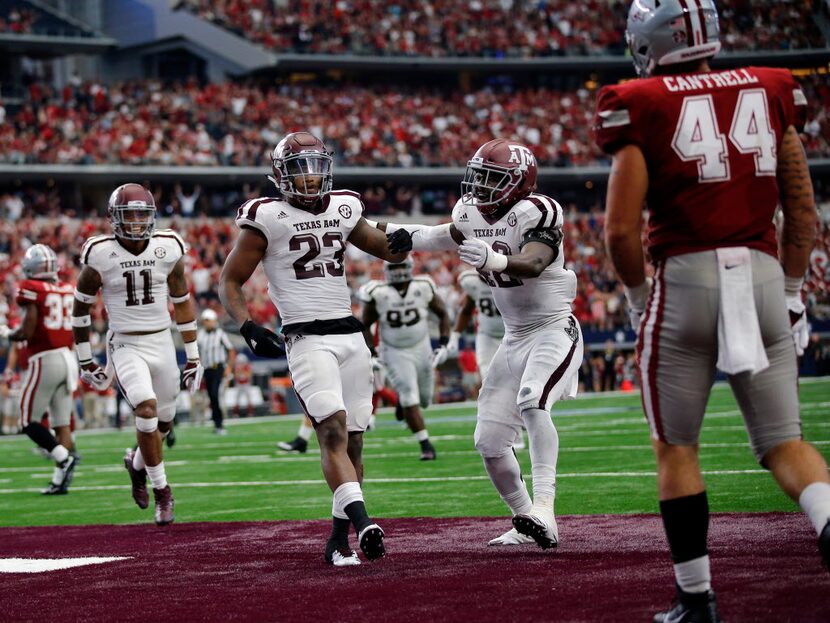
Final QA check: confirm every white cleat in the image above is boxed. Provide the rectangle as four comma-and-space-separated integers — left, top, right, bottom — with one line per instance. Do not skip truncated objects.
330, 548, 361, 567
512, 513, 559, 550
488, 527, 536, 546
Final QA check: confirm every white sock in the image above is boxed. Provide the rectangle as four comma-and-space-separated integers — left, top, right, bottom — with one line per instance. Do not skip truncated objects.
521, 408, 559, 499
415, 429, 429, 442
51, 444, 69, 464
298, 423, 313, 442
332, 493, 349, 520
333, 481, 364, 512
674, 556, 712, 593
145, 462, 168, 490
483, 453, 532, 515
132, 447, 146, 471
799, 482, 830, 534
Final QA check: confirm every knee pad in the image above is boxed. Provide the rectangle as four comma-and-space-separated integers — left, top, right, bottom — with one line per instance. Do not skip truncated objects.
135, 417, 158, 433
517, 380, 545, 412
304, 390, 345, 420
474, 419, 518, 459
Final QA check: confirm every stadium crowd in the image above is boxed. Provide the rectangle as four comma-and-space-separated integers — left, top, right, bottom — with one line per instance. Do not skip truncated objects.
176, 0, 825, 57
4, 72, 830, 169
0, 6, 37, 34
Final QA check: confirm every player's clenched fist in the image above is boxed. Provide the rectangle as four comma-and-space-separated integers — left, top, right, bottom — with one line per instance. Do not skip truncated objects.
240, 320, 284, 358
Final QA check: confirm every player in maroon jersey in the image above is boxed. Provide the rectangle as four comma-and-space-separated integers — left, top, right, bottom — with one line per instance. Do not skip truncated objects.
595, 1, 830, 621
0, 245, 79, 494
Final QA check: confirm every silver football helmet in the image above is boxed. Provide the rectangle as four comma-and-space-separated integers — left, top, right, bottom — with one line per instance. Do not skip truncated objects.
22, 244, 58, 280
626, 0, 721, 78
384, 258, 413, 285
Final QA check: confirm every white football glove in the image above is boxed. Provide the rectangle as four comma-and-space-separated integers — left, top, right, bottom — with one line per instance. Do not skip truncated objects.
624, 280, 652, 333
181, 360, 204, 395
458, 239, 508, 272
80, 361, 113, 391
432, 345, 449, 369
0, 325, 10, 339
446, 331, 461, 359
785, 295, 810, 356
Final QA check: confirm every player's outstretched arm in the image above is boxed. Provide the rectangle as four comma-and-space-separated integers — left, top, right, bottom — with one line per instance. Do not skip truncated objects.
219, 228, 267, 326
778, 125, 817, 280
382, 221, 464, 254
348, 218, 409, 262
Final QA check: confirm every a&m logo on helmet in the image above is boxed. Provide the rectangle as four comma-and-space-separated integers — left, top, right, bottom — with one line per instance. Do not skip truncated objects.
507, 144, 535, 170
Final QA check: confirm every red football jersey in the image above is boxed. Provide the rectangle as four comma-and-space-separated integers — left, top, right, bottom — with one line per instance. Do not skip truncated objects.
594, 67, 807, 262
15, 279, 75, 355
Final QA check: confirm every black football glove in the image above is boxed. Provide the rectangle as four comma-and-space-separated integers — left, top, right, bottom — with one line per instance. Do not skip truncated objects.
240, 320, 284, 358
387, 229, 413, 254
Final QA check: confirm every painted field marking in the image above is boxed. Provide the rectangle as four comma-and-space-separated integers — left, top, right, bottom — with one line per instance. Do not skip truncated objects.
0, 557, 131, 573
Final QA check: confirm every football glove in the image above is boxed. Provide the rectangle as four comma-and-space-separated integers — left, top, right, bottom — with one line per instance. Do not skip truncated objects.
180, 359, 204, 394
458, 239, 508, 272
240, 320, 284, 358
432, 345, 449, 369
786, 295, 809, 356
446, 331, 461, 359
80, 361, 113, 391
387, 228, 413, 254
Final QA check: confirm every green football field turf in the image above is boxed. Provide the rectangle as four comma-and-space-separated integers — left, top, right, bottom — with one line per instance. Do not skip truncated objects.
0, 378, 827, 527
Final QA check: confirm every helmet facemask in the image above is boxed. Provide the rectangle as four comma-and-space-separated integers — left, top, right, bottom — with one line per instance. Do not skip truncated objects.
111, 203, 156, 240
461, 159, 523, 215
274, 151, 333, 208
384, 261, 413, 285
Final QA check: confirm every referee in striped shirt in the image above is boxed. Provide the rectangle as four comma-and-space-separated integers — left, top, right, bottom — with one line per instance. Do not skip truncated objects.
197, 309, 236, 435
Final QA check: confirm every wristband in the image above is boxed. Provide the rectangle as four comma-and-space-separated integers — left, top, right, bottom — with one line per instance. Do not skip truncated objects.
489, 251, 509, 273
184, 340, 199, 361
170, 292, 190, 304
784, 276, 804, 297
74, 289, 96, 304
177, 320, 197, 333
71, 315, 91, 327
76, 342, 92, 363
624, 281, 650, 312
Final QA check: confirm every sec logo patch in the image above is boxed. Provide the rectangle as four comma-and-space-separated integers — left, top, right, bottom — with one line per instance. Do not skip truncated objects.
155, 247, 167, 259
338, 204, 352, 219
507, 213, 517, 227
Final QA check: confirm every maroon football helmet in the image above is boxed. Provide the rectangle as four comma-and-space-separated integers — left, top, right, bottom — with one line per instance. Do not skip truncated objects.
461, 139, 538, 215
270, 132, 333, 209
108, 183, 156, 240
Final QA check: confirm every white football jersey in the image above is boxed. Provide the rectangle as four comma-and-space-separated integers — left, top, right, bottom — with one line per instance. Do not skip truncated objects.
458, 270, 504, 339
236, 190, 363, 326
80, 230, 187, 333
452, 193, 576, 336
359, 276, 436, 348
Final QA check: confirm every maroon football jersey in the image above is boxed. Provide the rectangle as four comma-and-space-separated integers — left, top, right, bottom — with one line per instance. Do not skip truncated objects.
15, 279, 75, 355
594, 67, 807, 262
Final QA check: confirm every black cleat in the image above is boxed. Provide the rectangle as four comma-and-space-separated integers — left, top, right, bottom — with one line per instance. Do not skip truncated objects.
819, 520, 830, 571
153, 485, 175, 526
165, 427, 176, 448
419, 440, 437, 461
124, 449, 149, 509
653, 587, 722, 623
57, 455, 77, 489
512, 513, 559, 550
358, 523, 386, 560
394, 403, 404, 421
41, 482, 68, 495
277, 436, 308, 453
324, 538, 361, 566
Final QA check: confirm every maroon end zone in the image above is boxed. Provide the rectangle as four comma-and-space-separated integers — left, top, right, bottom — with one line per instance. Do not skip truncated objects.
0, 513, 827, 622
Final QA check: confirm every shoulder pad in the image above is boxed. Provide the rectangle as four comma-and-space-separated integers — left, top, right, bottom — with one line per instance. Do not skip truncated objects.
81, 235, 116, 266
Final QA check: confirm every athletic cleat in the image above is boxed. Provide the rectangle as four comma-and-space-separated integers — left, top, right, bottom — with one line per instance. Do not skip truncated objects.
153, 485, 175, 526
512, 513, 559, 550
653, 587, 722, 623
488, 527, 536, 546
358, 523, 386, 560
124, 449, 149, 509
819, 519, 830, 571
41, 482, 68, 495
165, 427, 176, 448
213, 427, 227, 436
325, 540, 361, 567
277, 436, 308, 453
57, 455, 77, 489
394, 403, 404, 421
419, 440, 437, 461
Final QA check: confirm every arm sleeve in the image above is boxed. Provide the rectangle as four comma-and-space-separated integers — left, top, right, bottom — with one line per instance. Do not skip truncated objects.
386, 222, 458, 252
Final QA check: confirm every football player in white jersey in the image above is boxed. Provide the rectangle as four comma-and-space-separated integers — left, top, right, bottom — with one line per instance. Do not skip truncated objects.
385, 139, 583, 549
359, 258, 451, 461
219, 132, 406, 566
72, 183, 203, 526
